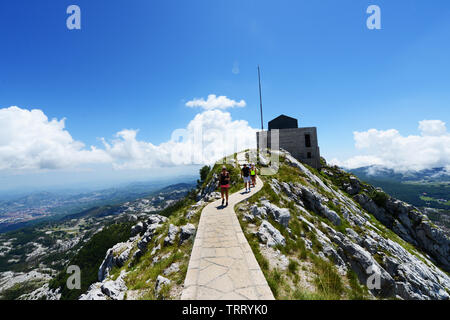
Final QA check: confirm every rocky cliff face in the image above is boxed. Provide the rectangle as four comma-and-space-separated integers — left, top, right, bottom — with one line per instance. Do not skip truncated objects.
0, 270, 60, 300
77, 149, 449, 300
353, 193, 449, 272
235, 149, 449, 300
0, 183, 193, 301
78, 165, 227, 300
80, 208, 201, 300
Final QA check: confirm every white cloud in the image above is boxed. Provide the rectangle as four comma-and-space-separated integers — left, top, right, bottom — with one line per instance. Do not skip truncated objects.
331, 120, 450, 172
101, 109, 257, 169
0, 107, 109, 170
418, 120, 447, 136
0, 106, 256, 171
186, 94, 246, 110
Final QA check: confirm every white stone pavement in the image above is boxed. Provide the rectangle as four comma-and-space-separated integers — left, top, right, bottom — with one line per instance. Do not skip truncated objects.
181, 176, 275, 300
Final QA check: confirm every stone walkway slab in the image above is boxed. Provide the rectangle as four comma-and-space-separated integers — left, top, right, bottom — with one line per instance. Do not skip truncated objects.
181, 176, 274, 300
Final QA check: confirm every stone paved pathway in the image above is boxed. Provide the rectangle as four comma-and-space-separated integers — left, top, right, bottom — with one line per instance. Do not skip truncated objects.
181, 176, 274, 300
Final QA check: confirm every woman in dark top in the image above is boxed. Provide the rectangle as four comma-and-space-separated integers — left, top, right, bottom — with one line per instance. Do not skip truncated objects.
241, 164, 251, 193
219, 166, 230, 206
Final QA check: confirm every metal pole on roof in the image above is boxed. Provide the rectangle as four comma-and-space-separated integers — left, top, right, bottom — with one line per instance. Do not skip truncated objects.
258, 65, 264, 131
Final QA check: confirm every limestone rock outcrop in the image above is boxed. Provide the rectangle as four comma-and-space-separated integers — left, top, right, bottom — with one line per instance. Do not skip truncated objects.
257, 220, 286, 247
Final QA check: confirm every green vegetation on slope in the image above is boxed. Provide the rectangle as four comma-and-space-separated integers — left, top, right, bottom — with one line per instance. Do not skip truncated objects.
49, 222, 134, 300
234, 154, 376, 300
197, 165, 211, 188
350, 175, 450, 210
203, 161, 245, 194
0, 279, 46, 300
115, 197, 200, 300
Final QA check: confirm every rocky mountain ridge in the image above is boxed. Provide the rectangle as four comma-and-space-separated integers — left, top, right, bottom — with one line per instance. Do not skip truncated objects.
16, 149, 449, 300
0, 183, 192, 300
77, 150, 449, 300
235, 150, 449, 300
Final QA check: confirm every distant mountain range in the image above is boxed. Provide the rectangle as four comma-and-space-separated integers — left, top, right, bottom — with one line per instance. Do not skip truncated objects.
349, 166, 450, 183
348, 166, 450, 211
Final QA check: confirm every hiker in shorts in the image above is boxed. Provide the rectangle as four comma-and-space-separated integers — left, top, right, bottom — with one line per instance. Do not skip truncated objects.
241, 164, 251, 192
219, 166, 230, 206
250, 164, 257, 188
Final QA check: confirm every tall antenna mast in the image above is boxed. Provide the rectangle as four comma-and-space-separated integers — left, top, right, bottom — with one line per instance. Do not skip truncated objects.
258, 65, 264, 131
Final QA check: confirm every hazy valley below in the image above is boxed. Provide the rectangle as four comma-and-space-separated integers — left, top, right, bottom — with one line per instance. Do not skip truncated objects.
0, 181, 194, 300
0, 176, 197, 233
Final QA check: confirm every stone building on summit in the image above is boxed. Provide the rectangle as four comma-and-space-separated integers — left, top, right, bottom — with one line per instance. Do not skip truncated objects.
256, 115, 321, 169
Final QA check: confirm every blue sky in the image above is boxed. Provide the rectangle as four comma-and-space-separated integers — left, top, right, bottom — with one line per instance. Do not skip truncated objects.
0, 0, 449, 191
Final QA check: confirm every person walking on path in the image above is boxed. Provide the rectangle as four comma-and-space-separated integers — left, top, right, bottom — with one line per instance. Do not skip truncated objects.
219, 166, 231, 206
250, 164, 257, 188
241, 164, 251, 193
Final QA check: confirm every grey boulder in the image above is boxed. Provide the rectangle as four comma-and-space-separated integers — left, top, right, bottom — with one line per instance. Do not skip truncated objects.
155, 275, 171, 296
257, 220, 286, 247
164, 224, 179, 246
263, 202, 291, 228
179, 223, 196, 245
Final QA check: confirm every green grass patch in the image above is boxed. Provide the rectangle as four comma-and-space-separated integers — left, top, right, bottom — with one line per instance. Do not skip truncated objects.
266, 269, 282, 299
292, 288, 329, 300
49, 221, 134, 300
369, 190, 389, 208
247, 236, 269, 271
310, 254, 344, 300
261, 183, 280, 205
297, 238, 307, 260
346, 269, 369, 300
0, 279, 45, 300
288, 259, 298, 274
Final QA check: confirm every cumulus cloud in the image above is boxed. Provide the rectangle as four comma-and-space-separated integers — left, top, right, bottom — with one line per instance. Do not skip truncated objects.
418, 120, 447, 136
0, 106, 256, 171
0, 107, 109, 170
186, 94, 246, 110
331, 120, 450, 172
101, 109, 256, 169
